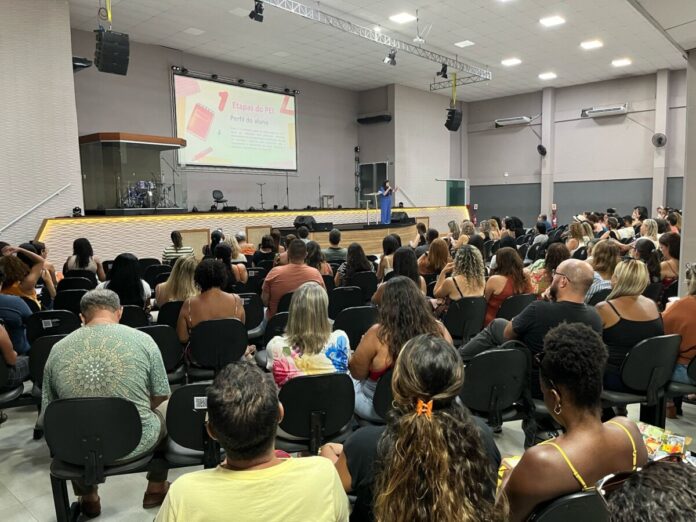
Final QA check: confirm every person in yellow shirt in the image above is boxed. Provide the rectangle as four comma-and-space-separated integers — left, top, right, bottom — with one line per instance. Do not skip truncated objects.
155, 361, 349, 522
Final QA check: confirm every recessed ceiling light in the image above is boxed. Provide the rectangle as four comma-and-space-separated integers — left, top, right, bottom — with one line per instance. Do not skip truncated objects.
454, 40, 475, 48
501, 57, 522, 66
389, 12, 417, 24
229, 7, 249, 17
540, 15, 565, 27
539, 72, 557, 80
581, 39, 603, 50
612, 58, 632, 67
183, 27, 205, 36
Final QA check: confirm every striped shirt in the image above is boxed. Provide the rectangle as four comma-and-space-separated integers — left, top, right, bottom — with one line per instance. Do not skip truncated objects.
162, 245, 194, 265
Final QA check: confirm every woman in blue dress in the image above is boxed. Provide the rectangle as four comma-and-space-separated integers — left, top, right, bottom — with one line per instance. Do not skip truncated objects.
378, 179, 397, 224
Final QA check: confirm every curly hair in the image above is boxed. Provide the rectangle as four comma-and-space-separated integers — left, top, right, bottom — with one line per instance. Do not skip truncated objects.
641, 219, 658, 241
374, 334, 506, 522
541, 323, 608, 410
377, 277, 442, 361
568, 222, 585, 241
194, 258, 228, 292
452, 244, 485, 289
0, 255, 29, 286
492, 247, 528, 293
461, 220, 476, 236
591, 239, 620, 277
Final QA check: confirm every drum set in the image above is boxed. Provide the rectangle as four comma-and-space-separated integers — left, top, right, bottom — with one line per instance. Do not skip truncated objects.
120, 180, 177, 209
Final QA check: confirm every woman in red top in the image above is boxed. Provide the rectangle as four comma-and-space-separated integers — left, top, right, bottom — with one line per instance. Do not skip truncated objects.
483, 247, 531, 325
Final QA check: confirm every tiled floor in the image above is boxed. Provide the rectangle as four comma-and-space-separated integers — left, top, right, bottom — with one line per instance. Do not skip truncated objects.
1, 400, 695, 521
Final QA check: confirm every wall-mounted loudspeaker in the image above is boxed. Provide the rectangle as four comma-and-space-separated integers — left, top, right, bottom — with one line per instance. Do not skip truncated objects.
652, 133, 667, 148
537, 144, 547, 157
95, 30, 130, 75
357, 114, 392, 125
445, 108, 463, 131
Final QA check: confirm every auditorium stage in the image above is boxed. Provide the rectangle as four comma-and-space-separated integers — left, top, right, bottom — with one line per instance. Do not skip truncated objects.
37, 206, 469, 266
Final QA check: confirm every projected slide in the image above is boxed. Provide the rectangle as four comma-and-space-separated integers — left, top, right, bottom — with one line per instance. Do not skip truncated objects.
174, 75, 297, 170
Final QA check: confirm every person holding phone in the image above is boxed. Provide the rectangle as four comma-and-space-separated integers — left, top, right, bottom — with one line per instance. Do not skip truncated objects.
378, 180, 397, 225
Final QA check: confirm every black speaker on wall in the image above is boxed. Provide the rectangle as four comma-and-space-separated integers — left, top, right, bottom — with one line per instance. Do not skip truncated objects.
95, 30, 130, 75
445, 108, 463, 132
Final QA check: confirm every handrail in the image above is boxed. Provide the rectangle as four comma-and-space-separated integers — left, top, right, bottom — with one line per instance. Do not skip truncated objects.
397, 187, 417, 207
0, 183, 72, 235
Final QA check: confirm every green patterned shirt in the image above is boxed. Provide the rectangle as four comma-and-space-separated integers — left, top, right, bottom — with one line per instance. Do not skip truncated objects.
41, 323, 171, 459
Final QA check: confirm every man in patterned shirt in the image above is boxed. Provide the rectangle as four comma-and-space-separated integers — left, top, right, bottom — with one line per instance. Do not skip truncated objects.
41, 289, 171, 516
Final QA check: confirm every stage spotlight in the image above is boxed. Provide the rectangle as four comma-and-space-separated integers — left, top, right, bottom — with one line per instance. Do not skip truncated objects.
262, 83, 268, 89
293, 89, 299, 94
249, 1, 264, 22
284, 88, 290, 94
211, 74, 218, 80
181, 67, 189, 75
383, 48, 397, 66
437, 63, 448, 79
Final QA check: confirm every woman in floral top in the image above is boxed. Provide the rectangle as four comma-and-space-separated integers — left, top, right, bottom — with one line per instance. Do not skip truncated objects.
266, 281, 350, 386
525, 243, 570, 297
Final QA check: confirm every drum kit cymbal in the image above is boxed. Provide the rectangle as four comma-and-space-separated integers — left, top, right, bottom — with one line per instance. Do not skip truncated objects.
120, 180, 176, 208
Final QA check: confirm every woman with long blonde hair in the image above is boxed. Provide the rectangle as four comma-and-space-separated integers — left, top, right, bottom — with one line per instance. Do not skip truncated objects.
640, 218, 659, 245
433, 244, 485, 317
155, 255, 199, 306
565, 222, 588, 254
488, 219, 502, 241
223, 235, 247, 262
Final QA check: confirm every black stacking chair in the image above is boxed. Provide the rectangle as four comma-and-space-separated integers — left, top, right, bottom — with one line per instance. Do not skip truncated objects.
496, 293, 536, 320
26, 310, 81, 343
64, 269, 98, 286
642, 281, 663, 303
322, 274, 335, 292
144, 265, 171, 290
154, 272, 171, 287
601, 334, 681, 428
328, 286, 364, 320
490, 240, 501, 256
238, 293, 265, 339
212, 189, 227, 210
20, 296, 41, 313
277, 292, 294, 314
245, 267, 266, 295
527, 490, 608, 521
352, 271, 378, 302
517, 244, 529, 261
571, 247, 588, 260
44, 398, 154, 522
187, 319, 248, 381
138, 258, 161, 277
332, 306, 377, 349
442, 296, 487, 346
53, 289, 87, 317
119, 305, 149, 328
102, 260, 115, 278
426, 280, 437, 298
329, 262, 343, 275
138, 325, 185, 385
666, 357, 696, 401
587, 288, 612, 306
0, 360, 25, 411
275, 373, 355, 454
258, 259, 275, 273
165, 384, 222, 469
357, 368, 393, 426
526, 243, 543, 264
157, 300, 184, 329
56, 277, 94, 293
261, 312, 289, 349
661, 280, 679, 310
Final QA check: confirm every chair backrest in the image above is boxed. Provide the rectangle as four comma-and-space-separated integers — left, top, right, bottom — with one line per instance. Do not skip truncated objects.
329, 286, 364, 320
483, 240, 494, 261
0, 358, 10, 388
373, 368, 394, 421
212, 189, 224, 200
688, 356, 696, 382
103, 260, 115, 278
154, 272, 171, 287
527, 243, 543, 262
120, 305, 149, 328
26, 310, 81, 343
144, 264, 171, 289
278, 373, 355, 454
138, 258, 161, 277
238, 293, 264, 331
587, 288, 612, 307
29, 334, 66, 387
322, 274, 336, 292
64, 269, 98, 286
517, 243, 529, 261
571, 247, 588, 260
352, 271, 378, 301
53, 289, 87, 316
460, 345, 529, 426
137, 325, 183, 372
44, 398, 142, 483
157, 300, 184, 329
189, 319, 248, 371
262, 312, 289, 349
490, 240, 501, 255
661, 280, 679, 309
57, 277, 94, 292
496, 293, 536, 321
20, 295, 41, 313
277, 292, 294, 314
527, 490, 608, 522
329, 262, 343, 275
258, 259, 275, 273
332, 306, 378, 349
246, 267, 267, 295
642, 281, 663, 303
442, 296, 487, 342
620, 334, 681, 404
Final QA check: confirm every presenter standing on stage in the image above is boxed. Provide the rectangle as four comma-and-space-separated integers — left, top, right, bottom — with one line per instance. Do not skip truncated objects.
378, 179, 397, 224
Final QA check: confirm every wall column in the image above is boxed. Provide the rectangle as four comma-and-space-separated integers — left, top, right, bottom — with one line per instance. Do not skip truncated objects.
680, 53, 696, 294
540, 87, 556, 217
652, 69, 670, 212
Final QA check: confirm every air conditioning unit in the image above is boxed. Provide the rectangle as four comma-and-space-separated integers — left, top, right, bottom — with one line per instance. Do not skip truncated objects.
580, 104, 628, 118
494, 116, 532, 128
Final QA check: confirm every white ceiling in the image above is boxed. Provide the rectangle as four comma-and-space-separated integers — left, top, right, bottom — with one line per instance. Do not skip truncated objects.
634, 0, 696, 52
68, 0, 686, 101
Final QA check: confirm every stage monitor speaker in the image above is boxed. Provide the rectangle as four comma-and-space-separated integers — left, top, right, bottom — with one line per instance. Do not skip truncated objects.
391, 211, 411, 223
293, 215, 317, 230
445, 108, 463, 132
95, 30, 130, 75
314, 222, 334, 232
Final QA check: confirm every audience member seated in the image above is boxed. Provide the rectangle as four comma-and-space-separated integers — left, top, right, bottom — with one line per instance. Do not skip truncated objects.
270, 228, 286, 254
453, 220, 477, 249
376, 235, 399, 281
63, 237, 106, 281
202, 230, 223, 259
30, 240, 58, 288
266, 282, 350, 386
416, 237, 449, 277
489, 235, 517, 270
98, 253, 151, 310
659, 232, 680, 290
350, 277, 452, 422
663, 276, 696, 386
667, 212, 681, 233
274, 234, 296, 266
526, 243, 571, 297
155, 256, 198, 307
640, 219, 659, 246
372, 247, 426, 305
632, 238, 662, 284
479, 219, 492, 241
408, 222, 427, 249
617, 215, 636, 240
18, 242, 55, 306
0, 320, 29, 393
502, 323, 647, 521
334, 243, 374, 288
154, 362, 349, 522
161, 231, 194, 266
488, 218, 502, 241
296, 226, 310, 244
42, 289, 170, 515
322, 334, 503, 522
28, 240, 58, 309
214, 243, 248, 291
262, 240, 325, 318
0, 244, 45, 308
538, 214, 552, 233
446, 219, 461, 245
322, 228, 347, 263
596, 260, 663, 393
0, 266, 32, 355
222, 235, 248, 263
503, 216, 526, 238
584, 239, 620, 303
252, 234, 277, 266
532, 221, 549, 246
565, 222, 590, 255
484, 247, 532, 325
414, 228, 439, 258
177, 259, 245, 344
632, 206, 648, 235
235, 231, 256, 255
433, 244, 486, 318
599, 216, 621, 240
306, 241, 333, 276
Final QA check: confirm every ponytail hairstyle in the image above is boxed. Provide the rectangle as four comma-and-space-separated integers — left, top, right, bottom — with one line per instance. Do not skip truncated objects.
374, 334, 506, 522
634, 238, 661, 283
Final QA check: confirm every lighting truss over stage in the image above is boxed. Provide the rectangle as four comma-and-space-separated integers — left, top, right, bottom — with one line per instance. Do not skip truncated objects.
429, 75, 492, 92
261, 0, 492, 85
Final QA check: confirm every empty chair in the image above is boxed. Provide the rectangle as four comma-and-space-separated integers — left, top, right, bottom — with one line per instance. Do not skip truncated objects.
496, 293, 536, 321
211, 189, 227, 210
157, 300, 184, 329
56, 277, 94, 293
53, 289, 87, 317
120, 305, 149, 328
332, 306, 377, 349
587, 288, 612, 307
238, 293, 265, 339
352, 271, 378, 302
26, 310, 81, 343
144, 264, 171, 290
187, 319, 248, 381
138, 258, 161, 277
442, 296, 487, 346
277, 292, 293, 314
137, 325, 185, 385
274, 373, 355, 454
527, 491, 608, 522
328, 286, 364, 320
64, 269, 98, 286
